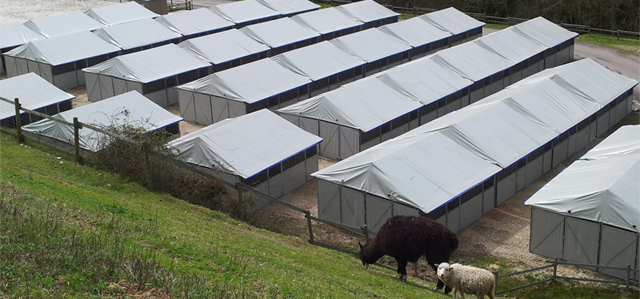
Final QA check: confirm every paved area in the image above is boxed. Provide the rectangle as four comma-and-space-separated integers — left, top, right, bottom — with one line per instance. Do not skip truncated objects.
190, 0, 234, 9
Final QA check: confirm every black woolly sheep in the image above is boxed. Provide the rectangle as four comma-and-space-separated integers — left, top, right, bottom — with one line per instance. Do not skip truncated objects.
436, 262, 496, 299
358, 215, 459, 294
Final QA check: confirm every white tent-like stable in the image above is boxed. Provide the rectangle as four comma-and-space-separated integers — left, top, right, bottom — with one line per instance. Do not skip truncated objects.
0, 73, 74, 126
512, 17, 577, 68
85, 2, 158, 26
93, 19, 181, 54
177, 59, 310, 125
84, 44, 212, 107
24, 11, 104, 38
178, 29, 270, 72
155, 8, 234, 40
272, 41, 365, 97
22, 91, 182, 153
169, 109, 322, 208
378, 17, 453, 59
0, 22, 43, 74
256, 0, 320, 16
209, 0, 281, 28
4, 31, 121, 90
290, 7, 364, 40
336, 0, 399, 29
525, 125, 640, 281
420, 7, 484, 45
330, 28, 412, 76
312, 58, 637, 233
240, 18, 320, 55
278, 77, 422, 159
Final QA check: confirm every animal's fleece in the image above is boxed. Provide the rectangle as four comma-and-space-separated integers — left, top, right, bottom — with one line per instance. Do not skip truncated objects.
436, 262, 496, 299
358, 215, 459, 294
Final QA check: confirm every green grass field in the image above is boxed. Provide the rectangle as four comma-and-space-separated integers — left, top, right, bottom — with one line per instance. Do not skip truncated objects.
0, 132, 449, 298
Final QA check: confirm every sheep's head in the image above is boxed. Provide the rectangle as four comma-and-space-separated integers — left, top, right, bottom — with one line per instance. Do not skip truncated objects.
436, 262, 453, 281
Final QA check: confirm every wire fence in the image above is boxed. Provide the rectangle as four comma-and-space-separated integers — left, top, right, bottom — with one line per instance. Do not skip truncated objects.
312, 0, 640, 40
0, 96, 375, 250
494, 257, 639, 296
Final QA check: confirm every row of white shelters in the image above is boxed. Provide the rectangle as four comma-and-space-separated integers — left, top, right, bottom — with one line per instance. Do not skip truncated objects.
291, 7, 365, 40
84, 44, 212, 107
209, 0, 282, 28
239, 18, 321, 55
177, 59, 311, 125
93, 19, 182, 54
4, 31, 121, 90
256, 0, 320, 16
311, 58, 638, 234
525, 125, 639, 282
155, 8, 235, 40
420, 7, 484, 45
0, 73, 74, 127
177, 29, 270, 72
0, 22, 43, 74
169, 109, 323, 208
22, 91, 182, 153
335, 0, 399, 29
175, 10, 478, 126
24, 11, 103, 38
278, 17, 576, 160
85, 2, 158, 26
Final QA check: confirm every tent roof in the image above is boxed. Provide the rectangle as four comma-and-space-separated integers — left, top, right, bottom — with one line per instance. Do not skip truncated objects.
240, 18, 319, 48
377, 17, 451, 47
177, 29, 269, 65
176, 58, 310, 103
22, 91, 182, 152
4, 31, 120, 66
313, 58, 637, 214
474, 27, 548, 63
290, 7, 363, 35
155, 8, 234, 36
169, 109, 322, 179
209, 0, 281, 24
23, 11, 104, 38
0, 73, 75, 121
374, 57, 473, 105
277, 77, 422, 132
85, 2, 158, 26
420, 7, 484, 35
513, 17, 577, 47
335, 0, 399, 23
0, 22, 43, 50
525, 125, 640, 233
256, 0, 320, 15
93, 18, 181, 50
272, 41, 365, 81
83, 44, 211, 83
329, 28, 411, 62
431, 41, 513, 81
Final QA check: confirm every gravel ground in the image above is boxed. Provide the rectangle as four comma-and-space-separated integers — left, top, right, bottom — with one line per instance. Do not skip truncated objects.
0, 0, 115, 24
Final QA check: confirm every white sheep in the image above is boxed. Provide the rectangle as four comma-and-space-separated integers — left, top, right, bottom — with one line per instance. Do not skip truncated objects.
436, 262, 496, 299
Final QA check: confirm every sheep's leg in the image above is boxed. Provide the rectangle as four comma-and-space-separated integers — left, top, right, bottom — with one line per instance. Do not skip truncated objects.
395, 258, 408, 281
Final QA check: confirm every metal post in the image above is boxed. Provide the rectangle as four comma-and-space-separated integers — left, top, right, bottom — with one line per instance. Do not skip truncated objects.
493, 271, 499, 296
236, 182, 244, 221
142, 141, 152, 189
73, 117, 82, 164
553, 257, 558, 281
14, 98, 24, 143
626, 264, 630, 290
305, 210, 314, 244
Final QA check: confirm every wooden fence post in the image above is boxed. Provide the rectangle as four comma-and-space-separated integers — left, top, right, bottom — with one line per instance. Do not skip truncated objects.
552, 257, 558, 282
493, 271, 499, 296
142, 141, 152, 189
14, 98, 24, 143
236, 182, 244, 221
362, 225, 370, 244
414, 259, 419, 277
73, 117, 82, 164
305, 210, 314, 244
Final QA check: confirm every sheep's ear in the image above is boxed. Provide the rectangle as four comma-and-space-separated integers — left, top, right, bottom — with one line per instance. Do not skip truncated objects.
434, 263, 439, 268
358, 242, 363, 249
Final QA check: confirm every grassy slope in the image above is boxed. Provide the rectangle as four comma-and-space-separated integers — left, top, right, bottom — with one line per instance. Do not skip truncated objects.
0, 132, 447, 298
